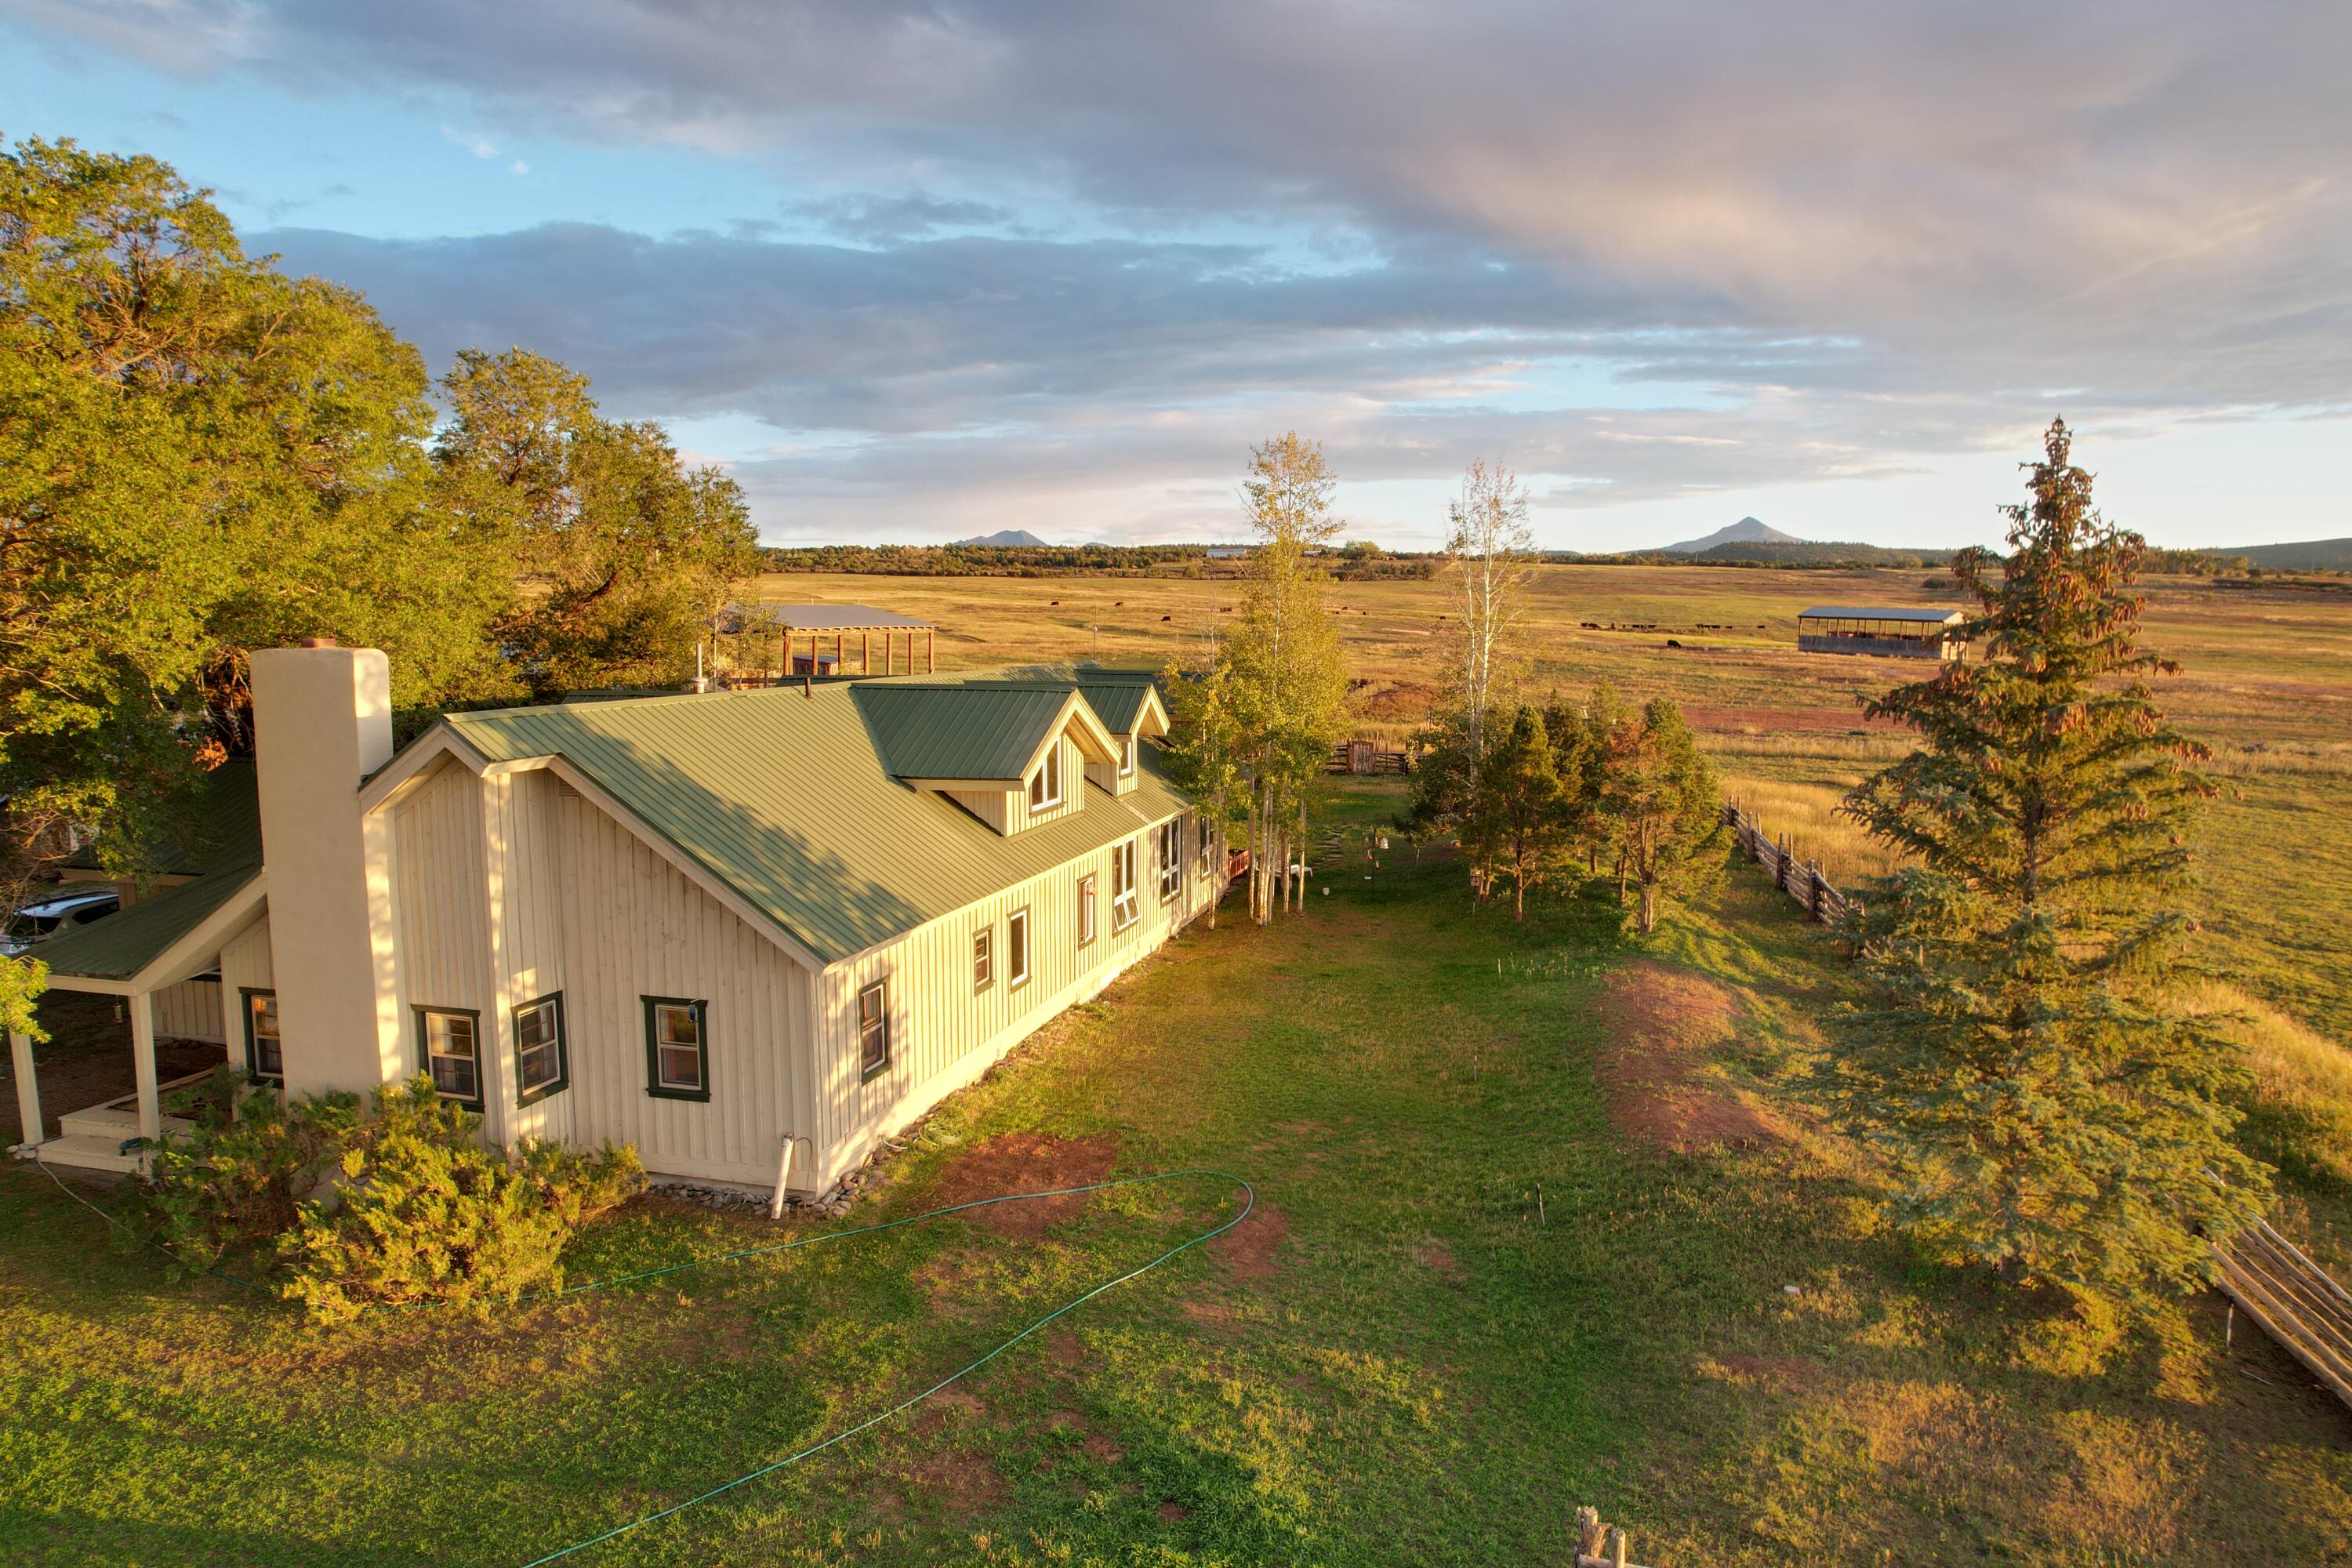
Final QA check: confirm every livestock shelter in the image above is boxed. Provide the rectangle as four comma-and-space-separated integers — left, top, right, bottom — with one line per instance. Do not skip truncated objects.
711, 603, 938, 684
1795, 605, 1968, 661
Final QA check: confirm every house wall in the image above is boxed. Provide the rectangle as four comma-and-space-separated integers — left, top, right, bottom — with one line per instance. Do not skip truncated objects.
388, 759, 497, 1103
1082, 739, 1141, 798
219, 916, 274, 1069
810, 801, 1220, 1189
152, 979, 225, 1044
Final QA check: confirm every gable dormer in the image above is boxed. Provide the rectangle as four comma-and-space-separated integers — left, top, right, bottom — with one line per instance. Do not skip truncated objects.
1076, 681, 1171, 797
855, 684, 1120, 837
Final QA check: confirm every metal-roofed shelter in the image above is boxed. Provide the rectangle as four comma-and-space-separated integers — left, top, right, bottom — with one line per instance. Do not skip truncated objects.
9, 762, 268, 1172
713, 602, 937, 683
1795, 606, 1969, 662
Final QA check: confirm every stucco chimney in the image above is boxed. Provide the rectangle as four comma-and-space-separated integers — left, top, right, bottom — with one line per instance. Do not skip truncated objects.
249, 644, 398, 1098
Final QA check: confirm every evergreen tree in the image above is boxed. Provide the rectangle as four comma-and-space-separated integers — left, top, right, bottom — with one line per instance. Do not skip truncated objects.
1466, 705, 1569, 921
1831, 419, 2267, 1306
1601, 697, 1722, 935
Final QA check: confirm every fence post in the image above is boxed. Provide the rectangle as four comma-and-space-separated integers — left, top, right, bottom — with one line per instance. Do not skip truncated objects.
1575, 1505, 1602, 1560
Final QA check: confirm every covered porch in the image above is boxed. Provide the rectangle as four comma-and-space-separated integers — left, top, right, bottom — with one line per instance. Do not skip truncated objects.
8, 865, 267, 1179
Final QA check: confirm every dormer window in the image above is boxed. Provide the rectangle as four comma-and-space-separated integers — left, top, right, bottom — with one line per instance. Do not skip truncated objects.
1119, 736, 1135, 776
1027, 742, 1062, 811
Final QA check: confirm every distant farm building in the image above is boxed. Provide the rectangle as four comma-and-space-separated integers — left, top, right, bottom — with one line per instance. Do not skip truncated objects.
1795, 606, 1967, 662
713, 603, 937, 683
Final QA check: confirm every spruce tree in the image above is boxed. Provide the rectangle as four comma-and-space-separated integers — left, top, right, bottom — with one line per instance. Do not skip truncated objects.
1831, 419, 2268, 1306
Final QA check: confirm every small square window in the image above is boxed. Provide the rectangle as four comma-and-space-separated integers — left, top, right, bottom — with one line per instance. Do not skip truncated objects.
418, 1007, 482, 1109
1007, 907, 1031, 989
1077, 873, 1097, 946
973, 926, 993, 992
242, 989, 281, 1082
514, 993, 568, 1104
858, 980, 890, 1080
644, 997, 710, 1101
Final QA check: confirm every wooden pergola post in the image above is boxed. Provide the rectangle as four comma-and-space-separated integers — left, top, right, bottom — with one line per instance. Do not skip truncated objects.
129, 990, 162, 1142
9, 1029, 41, 1148
862, 631, 869, 673
927, 630, 935, 673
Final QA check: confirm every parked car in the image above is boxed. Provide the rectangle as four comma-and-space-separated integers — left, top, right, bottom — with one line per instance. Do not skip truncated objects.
2, 887, 120, 956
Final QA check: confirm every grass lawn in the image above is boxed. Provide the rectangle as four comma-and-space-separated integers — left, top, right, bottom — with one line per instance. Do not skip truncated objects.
5, 778, 2348, 1566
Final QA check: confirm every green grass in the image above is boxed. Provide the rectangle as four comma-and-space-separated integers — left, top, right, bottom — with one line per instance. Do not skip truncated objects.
4, 778, 2350, 1566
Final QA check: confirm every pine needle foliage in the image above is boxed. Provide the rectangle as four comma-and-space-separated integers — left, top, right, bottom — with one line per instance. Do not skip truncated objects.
1830, 419, 2269, 1307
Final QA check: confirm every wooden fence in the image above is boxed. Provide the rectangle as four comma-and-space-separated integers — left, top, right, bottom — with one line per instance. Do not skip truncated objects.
1327, 739, 1414, 775
1719, 801, 1855, 926
2213, 1216, 2352, 1415
1571, 1506, 1649, 1568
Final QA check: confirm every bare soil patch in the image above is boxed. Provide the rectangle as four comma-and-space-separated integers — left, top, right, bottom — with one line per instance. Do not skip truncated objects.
1411, 1236, 1464, 1281
907, 1446, 1007, 1517
1211, 1201, 1289, 1281
924, 1131, 1121, 1238
1595, 961, 1786, 1152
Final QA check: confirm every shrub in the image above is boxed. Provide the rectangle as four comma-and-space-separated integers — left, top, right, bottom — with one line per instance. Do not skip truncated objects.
279, 1079, 643, 1323
125, 1066, 361, 1272
131, 1073, 643, 1322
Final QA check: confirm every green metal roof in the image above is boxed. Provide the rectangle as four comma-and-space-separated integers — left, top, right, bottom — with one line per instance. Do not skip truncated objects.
38, 762, 263, 982
441, 670, 1189, 966
854, 684, 1077, 782
884, 662, 1168, 734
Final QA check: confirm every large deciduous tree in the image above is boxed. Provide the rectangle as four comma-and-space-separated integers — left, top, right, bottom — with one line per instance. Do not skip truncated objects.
433, 348, 759, 699
1600, 697, 1723, 934
1828, 419, 2267, 1307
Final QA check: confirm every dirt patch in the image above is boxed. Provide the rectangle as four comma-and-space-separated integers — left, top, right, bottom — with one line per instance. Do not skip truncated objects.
1708, 1353, 1824, 1392
1211, 1202, 1289, 1281
1411, 1236, 1464, 1281
1157, 1501, 1192, 1524
924, 1131, 1122, 1238
1595, 961, 1786, 1152
908, 1447, 1007, 1517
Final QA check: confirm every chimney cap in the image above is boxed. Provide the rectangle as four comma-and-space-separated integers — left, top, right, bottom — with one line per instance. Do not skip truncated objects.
297, 636, 339, 649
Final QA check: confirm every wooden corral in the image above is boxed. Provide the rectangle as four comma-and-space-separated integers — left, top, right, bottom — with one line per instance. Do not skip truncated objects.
2213, 1214, 2352, 1416
1327, 739, 1413, 775
1721, 801, 1853, 925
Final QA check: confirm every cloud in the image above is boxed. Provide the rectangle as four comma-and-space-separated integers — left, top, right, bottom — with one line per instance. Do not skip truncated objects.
439, 122, 498, 159
17, 0, 2352, 540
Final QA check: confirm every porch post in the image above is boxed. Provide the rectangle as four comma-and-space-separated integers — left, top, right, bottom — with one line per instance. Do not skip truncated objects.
129, 991, 162, 1142
9, 1029, 40, 1148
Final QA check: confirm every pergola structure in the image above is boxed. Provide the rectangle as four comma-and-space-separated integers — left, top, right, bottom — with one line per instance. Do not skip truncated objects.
8, 764, 261, 1175
710, 604, 937, 684
1795, 605, 1968, 662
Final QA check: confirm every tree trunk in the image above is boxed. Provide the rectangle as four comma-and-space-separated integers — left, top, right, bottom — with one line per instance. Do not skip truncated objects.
1616, 851, 1628, 906
1639, 880, 1657, 934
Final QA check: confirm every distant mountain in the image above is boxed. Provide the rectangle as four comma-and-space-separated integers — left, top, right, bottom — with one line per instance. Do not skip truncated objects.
1661, 517, 1803, 554
2202, 537, 2352, 572
953, 529, 1054, 548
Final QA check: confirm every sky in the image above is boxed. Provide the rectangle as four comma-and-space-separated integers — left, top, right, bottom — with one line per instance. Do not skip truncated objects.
3, 2, 2347, 551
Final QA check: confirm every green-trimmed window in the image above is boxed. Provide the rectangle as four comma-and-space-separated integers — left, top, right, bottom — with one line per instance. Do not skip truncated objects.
858, 979, 890, 1080
514, 993, 568, 1104
418, 1007, 483, 1109
644, 997, 710, 1101
241, 989, 281, 1082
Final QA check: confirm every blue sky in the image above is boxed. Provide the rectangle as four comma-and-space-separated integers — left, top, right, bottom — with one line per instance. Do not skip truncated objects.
5, 2, 2347, 550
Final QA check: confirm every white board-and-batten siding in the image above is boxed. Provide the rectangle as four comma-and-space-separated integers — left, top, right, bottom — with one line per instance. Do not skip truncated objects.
151, 979, 225, 1044
370, 748, 1214, 1197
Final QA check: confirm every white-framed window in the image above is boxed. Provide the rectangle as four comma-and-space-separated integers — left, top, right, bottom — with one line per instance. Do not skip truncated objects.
858, 979, 891, 1080
242, 989, 281, 1082
514, 993, 568, 1103
1077, 872, 1097, 946
1196, 812, 1217, 875
1007, 906, 1031, 989
1158, 819, 1181, 902
1119, 735, 1135, 776
1112, 839, 1139, 931
644, 997, 710, 1101
973, 926, 993, 992
1027, 742, 1062, 811
418, 1007, 483, 1109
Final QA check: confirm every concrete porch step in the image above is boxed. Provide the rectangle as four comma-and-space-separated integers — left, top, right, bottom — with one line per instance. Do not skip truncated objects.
30, 1133, 148, 1175
56, 1105, 192, 1142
